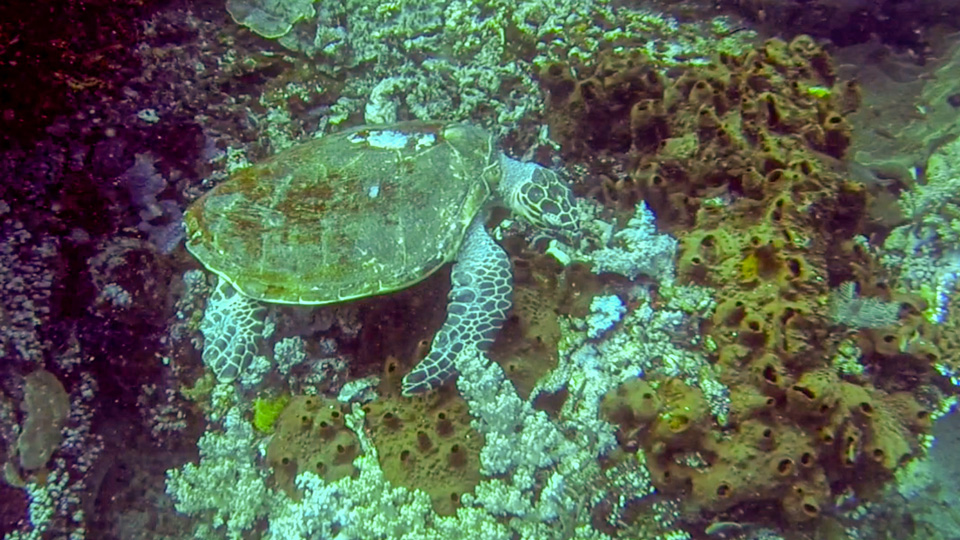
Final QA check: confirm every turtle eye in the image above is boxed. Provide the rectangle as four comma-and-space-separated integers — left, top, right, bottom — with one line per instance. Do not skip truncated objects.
526, 185, 547, 205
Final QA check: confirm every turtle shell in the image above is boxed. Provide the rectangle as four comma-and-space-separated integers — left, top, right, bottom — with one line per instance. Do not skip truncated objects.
184, 122, 499, 304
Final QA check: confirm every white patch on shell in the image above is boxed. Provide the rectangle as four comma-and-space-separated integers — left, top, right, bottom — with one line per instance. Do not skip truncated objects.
366, 130, 409, 149
414, 133, 436, 150
347, 129, 436, 152
368, 184, 380, 198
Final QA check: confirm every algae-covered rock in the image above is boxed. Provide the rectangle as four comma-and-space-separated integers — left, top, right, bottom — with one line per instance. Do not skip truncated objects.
17, 370, 70, 471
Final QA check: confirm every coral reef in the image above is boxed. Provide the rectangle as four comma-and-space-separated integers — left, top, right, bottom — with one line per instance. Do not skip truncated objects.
545, 35, 859, 224
603, 366, 932, 522
2, 0, 960, 536
362, 380, 483, 516
539, 33, 953, 530
267, 396, 360, 493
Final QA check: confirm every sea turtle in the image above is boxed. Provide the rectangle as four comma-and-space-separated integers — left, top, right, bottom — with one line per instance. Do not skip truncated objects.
183, 121, 580, 395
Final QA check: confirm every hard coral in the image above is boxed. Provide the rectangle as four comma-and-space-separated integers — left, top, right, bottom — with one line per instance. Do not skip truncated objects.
557, 35, 942, 529
604, 371, 931, 523
492, 249, 567, 399
546, 36, 859, 230
267, 396, 360, 494
361, 359, 483, 516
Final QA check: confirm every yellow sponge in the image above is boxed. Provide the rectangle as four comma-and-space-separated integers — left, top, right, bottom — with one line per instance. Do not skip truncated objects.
253, 394, 289, 434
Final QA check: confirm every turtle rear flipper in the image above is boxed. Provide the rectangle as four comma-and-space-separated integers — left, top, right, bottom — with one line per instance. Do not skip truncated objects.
200, 279, 267, 382
402, 217, 512, 395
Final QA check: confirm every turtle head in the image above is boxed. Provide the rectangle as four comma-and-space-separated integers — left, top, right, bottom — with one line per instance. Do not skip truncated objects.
498, 155, 579, 239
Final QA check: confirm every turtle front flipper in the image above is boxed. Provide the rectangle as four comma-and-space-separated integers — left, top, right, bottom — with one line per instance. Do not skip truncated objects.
401, 217, 512, 395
